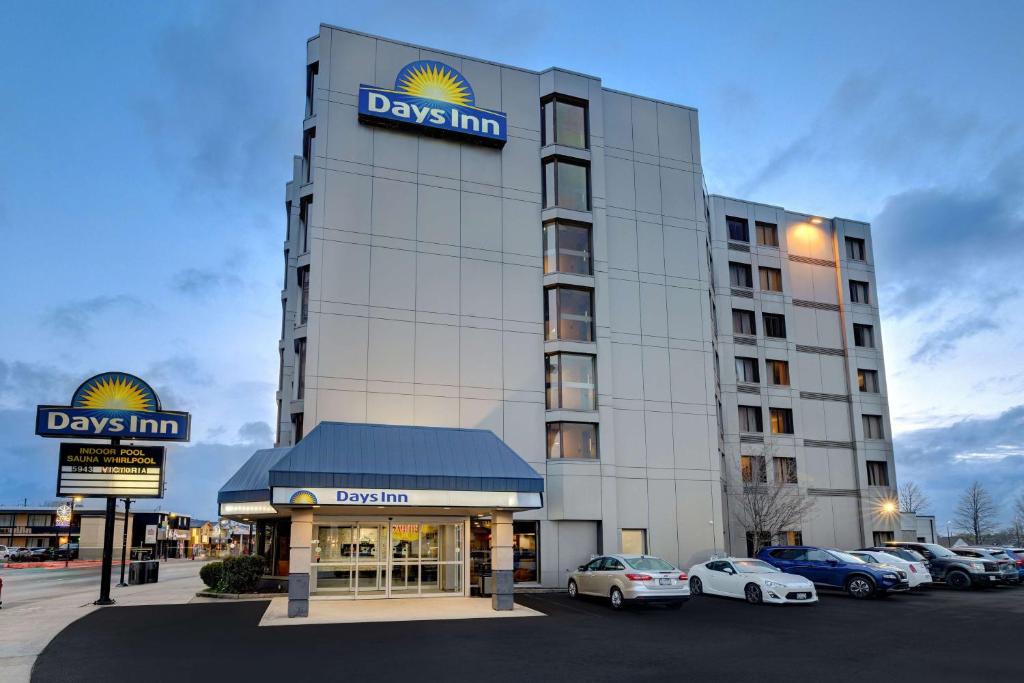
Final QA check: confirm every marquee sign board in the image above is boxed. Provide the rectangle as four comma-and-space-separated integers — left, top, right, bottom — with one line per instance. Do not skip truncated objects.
57, 442, 165, 498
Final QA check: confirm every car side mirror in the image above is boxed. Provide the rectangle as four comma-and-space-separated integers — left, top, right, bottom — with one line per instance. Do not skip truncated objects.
578, 565, 587, 572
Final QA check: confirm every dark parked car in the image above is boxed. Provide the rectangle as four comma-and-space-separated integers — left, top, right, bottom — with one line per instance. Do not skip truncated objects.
52, 543, 79, 560
27, 547, 53, 561
952, 547, 1020, 585
758, 546, 909, 599
885, 541, 1002, 589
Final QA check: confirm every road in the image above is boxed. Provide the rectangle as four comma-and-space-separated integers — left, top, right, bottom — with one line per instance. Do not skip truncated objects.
0, 560, 207, 683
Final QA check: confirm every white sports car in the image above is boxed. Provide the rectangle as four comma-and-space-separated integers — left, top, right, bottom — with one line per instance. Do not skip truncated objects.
688, 557, 818, 604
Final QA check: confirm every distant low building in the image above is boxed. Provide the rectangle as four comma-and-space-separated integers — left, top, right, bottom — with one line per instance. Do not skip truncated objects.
0, 503, 132, 560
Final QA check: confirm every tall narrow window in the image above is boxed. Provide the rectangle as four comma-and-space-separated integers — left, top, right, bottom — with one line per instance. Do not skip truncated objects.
732, 309, 756, 335
729, 262, 753, 288
756, 221, 779, 247
858, 369, 879, 393
545, 286, 594, 342
735, 357, 759, 383
283, 249, 290, 289
543, 221, 592, 275
738, 405, 763, 433
543, 158, 590, 211
295, 339, 307, 400
866, 461, 889, 486
541, 96, 588, 149
849, 280, 870, 304
759, 267, 783, 292
285, 200, 292, 241
302, 128, 316, 183
774, 457, 798, 484
726, 216, 749, 242
854, 323, 875, 348
299, 197, 312, 254
291, 412, 304, 443
298, 266, 310, 325
767, 359, 790, 386
863, 414, 884, 439
545, 353, 597, 411
305, 62, 319, 117
845, 237, 866, 261
546, 422, 599, 459
741, 455, 767, 483
763, 313, 787, 339
770, 408, 794, 434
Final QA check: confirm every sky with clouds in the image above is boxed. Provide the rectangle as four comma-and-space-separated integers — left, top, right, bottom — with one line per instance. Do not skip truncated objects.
1, 1, 1022, 528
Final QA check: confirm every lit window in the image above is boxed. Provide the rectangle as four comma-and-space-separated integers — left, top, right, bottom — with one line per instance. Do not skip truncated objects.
543, 158, 590, 211
763, 313, 787, 339
866, 461, 889, 486
545, 353, 597, 411
846, 237, 866, 261
729, 262, 753, 288
621, 529, 646, 554
756, 221, 779, 247
759, 267, 783, 292
545, 286, 594, 342
767, 359, 790, 386
541, 96, 587, 149
854, 323, 875, 348
546, 422, 599, 459
858, 369, 879, 393
732, 309, 756, 335
863, 414, 884, 439
770, 408, 794, 434
774, 457, 798, 484
738, 406, 763, 433
726, 216, 749, 242
735, 357, 759, 383
543, 221, 592, 275
741, 455, 767, 483
849, 280, 870, 304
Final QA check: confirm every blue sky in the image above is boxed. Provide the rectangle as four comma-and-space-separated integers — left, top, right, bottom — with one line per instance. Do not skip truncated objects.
1, 1, 1022, 528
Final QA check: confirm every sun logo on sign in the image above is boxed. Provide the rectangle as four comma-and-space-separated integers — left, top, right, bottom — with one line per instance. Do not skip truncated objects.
289, 490, 318, 505
71, 372, 158, 412
395, 61, 474, 106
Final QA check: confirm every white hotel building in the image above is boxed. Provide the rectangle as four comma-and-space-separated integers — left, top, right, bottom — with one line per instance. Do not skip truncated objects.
219, 24, 898, 616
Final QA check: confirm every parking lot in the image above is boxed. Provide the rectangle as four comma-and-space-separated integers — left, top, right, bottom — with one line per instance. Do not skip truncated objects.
32, 583, 1022, 682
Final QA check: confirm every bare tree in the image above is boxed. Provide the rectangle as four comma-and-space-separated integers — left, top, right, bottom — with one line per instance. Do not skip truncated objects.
732, 441, 817, 555
953, 481, 999, 544
898, 481, 930, 513
1012, 494, 1024, 546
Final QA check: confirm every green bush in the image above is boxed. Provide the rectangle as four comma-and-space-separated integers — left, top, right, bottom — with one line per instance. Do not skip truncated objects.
199, 561, 223, 589
217, 555, 266, 593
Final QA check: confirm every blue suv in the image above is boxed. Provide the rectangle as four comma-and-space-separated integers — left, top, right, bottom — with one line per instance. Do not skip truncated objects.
758, 546, 910, 599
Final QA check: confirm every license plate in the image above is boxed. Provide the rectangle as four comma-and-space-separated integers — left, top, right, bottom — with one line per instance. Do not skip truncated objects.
659, 578, 672, 586
795, 593, 808, 599
989, 576, 997, 581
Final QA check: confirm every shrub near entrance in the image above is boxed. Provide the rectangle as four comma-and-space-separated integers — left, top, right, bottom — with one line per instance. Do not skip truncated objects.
200, 561, 223, 588
217, 555, 266, 593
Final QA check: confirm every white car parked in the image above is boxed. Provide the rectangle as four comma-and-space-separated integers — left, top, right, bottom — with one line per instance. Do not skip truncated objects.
848, 550, 933, 588
688, 557, 818, 605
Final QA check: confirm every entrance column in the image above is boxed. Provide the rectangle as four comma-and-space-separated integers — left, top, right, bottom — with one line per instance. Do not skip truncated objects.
490, 510, 514, 610
288, 509, 313, 618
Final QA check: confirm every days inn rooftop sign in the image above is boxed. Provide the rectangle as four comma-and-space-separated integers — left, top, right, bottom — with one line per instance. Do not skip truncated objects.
358, 60, 507, 147
36, 372, 191, 442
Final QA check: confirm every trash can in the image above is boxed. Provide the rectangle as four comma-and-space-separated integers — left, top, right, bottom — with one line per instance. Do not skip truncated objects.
146, 560, 159, 583
128, 561, 145, 585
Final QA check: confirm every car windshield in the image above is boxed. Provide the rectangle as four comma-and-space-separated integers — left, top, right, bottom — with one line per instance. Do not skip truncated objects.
624, 556, 675, 571
830, 550, 864, 564
987, 550, 1008, 559
734, 560, 779, 573
921, 544, 957, 558
886, 548, 924, 562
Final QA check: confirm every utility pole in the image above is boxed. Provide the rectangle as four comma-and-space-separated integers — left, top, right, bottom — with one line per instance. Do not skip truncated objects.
94, 439, 118, 605
117, 497, 133, 587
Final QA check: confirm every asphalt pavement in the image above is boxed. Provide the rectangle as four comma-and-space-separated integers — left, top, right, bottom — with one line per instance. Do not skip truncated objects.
31, 583, 1024, 682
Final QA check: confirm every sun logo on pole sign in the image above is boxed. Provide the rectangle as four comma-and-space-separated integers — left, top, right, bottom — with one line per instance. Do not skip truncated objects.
71, 372, 158, 412
395, 61, 474, 106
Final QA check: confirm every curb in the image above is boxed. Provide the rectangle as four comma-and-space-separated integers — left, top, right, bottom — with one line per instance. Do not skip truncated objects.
194, 591, 284, 600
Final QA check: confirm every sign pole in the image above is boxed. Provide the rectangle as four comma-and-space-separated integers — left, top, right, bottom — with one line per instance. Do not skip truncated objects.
95, 438, 119, 606
117, 497, 133, 587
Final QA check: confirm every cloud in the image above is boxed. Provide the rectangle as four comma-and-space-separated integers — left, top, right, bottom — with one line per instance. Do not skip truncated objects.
238, 420, 273, 446
146, 354, 213, 387
909, 313, 999, 365
0, 360, 79, 409
44, 295, 148, 336
172, 268, 242, 297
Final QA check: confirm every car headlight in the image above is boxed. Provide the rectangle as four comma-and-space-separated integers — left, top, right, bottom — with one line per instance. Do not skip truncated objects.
882, 573, 897, 579
970, 562, 984, 571
763, 580, 785, 589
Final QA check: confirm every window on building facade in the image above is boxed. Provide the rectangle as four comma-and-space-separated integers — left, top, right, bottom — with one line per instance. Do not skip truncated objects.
299, 196, 312, 254
774, 457, 798, 484
741, 455, 767, 483
305, 61, 319, 117
541, 96, 587, 149
846, 237, 866, 261
854, 323, 875, 348
770, 407, 794, 434
767, 359, 790, 386
543, 158, 590, 211
872, 530, 895, 545
295, 338, 306, 400
546, 422, 599, 459
735, 357, 759, 383
285, 200, 292, 241
778, 530, 803, 546
738, 405, 763, 433
858, 369, 879, 393
545, 353, 597, 411
291, 412, 304, 443
763, 313, 787, 339
756, 221, 779, 247
729, 262, 753, 288
866, 461, 889, 486
0, 514, 14, 527
545, 286, 594, 342
28, 514, 51, 527
543, 221, 592, 275
732, 309, 756, 335
745, 531, 773, 556
283, 249, 290, 289
298, 266, 310, 326
302, 128, 316, 183
863, 414, 884, 439
849, 280, 870, 304
621, 529, 647, 554
759, 267, 783, 292
513, 521, 539, 582
726, 216, 749, 242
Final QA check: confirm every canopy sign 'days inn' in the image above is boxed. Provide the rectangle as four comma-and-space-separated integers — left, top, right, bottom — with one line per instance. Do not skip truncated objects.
36, 371, 191, 441
358, 60, 507, 146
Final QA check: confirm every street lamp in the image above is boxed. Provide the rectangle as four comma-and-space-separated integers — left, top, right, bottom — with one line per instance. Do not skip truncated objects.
946, 520, 953, 547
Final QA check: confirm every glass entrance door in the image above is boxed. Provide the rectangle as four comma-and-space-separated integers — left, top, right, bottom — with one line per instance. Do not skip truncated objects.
313, 520, 464, 598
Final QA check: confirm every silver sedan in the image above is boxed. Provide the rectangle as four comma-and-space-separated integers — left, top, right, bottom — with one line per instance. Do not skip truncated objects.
568, 554, 690, 609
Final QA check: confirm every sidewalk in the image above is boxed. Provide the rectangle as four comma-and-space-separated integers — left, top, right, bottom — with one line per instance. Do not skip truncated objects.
2, 559, 122, 570
0, 559, 208, 683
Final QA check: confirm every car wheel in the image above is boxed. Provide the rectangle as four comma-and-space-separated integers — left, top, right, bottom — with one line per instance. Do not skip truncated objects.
946, 570, 971, 590
609, 587, 624, 610
846, 575, 875, 599
690, 576, 704, 596
567, 579, 579, 599
744, 583, 763, 604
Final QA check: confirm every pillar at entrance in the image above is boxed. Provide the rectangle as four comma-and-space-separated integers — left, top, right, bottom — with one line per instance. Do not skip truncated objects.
288, 509, 313, 617
490, 510, 514, 610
